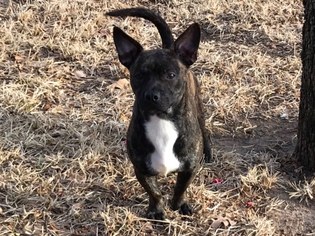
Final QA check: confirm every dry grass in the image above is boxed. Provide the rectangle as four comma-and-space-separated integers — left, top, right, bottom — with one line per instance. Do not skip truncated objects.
0, 0, 314, 235
288, 178, 315, 204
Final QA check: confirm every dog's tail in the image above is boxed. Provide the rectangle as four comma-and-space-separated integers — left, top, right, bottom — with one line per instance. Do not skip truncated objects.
106, 7, 174, 49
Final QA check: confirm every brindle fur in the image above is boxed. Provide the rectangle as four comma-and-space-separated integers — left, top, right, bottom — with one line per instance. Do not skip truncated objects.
107, 7, 211, 220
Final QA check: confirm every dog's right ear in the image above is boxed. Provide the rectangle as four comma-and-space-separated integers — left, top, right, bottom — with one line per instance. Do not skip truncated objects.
113, 27, 143, 69
173, 23, 200, 67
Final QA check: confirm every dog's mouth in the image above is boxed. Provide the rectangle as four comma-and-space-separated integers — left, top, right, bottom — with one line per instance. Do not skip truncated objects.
135, 87, 183, 117
148, 106, 173, 115
139, 100, 173, 116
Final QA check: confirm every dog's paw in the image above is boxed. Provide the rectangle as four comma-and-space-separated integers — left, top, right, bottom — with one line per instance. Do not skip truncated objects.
147, 209, 165, 220
171, 201, 193, 215
178, 202, 193, 215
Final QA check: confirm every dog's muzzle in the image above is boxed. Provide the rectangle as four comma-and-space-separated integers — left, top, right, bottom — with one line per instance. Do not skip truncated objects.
144, 89, 161, 104
140, 89, 172, 115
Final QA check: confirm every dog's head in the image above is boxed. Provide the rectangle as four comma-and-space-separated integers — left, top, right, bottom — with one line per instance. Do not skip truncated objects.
112, 23, 200, 116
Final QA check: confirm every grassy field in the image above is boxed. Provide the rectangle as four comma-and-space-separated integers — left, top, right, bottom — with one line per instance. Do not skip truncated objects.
1, 0, 314, 235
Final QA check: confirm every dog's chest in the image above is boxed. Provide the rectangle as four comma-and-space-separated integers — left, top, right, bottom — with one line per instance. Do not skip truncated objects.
144, 115, 181, 176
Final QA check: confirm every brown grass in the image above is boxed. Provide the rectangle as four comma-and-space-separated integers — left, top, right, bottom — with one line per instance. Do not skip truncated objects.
1, 0, 314, 235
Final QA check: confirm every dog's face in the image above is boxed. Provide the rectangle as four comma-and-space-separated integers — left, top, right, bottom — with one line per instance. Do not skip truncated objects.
129, 49, 187, 115
112, 23, 200, 116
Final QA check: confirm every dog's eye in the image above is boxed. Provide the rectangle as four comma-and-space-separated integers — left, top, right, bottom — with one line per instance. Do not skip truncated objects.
167, 72, 176, 80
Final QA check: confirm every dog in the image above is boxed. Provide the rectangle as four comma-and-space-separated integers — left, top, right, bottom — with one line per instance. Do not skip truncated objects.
107, 7, 211, 220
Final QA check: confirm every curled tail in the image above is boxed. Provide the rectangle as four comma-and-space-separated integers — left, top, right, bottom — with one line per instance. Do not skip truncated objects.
106, 7, 174, 49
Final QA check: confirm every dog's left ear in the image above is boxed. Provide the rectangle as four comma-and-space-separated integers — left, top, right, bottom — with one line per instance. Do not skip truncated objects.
173, 23, 200, 67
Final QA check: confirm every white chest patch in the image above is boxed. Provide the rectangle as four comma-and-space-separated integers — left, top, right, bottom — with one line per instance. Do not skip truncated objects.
144, 115, 180, 176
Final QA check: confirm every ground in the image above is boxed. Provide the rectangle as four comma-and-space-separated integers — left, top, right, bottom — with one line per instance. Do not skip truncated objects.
0, 0, 314, 235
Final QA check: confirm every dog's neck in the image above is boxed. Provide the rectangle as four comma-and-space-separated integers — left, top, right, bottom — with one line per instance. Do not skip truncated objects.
171, 71, 198, 118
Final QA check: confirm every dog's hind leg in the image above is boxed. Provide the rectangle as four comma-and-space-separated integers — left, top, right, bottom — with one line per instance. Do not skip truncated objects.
135, 170, 165, 220
196, 88, 212, 163
202, 130, 212, 163
171, 170, 197, 215
197, 110, 212, 163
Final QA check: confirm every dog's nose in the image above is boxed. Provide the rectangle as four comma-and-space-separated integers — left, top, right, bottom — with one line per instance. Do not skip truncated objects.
145, 90, 160, 103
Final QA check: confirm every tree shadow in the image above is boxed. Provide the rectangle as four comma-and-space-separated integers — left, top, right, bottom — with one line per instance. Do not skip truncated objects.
200, 14, 301, 58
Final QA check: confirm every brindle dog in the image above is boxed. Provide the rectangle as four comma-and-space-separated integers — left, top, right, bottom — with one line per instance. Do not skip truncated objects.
107, 8, 211, 220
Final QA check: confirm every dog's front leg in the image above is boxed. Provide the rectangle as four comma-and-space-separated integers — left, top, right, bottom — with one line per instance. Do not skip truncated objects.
135, 170, 165, 220
171, 170, 196, 215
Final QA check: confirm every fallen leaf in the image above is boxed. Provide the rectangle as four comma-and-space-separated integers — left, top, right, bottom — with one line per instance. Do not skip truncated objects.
74, 70, 87, 79
42, 101, 53, 111
14, 54, 25, 63
108, 78, 129, 92
211, 217, 237, 229
211, 217, 225, 229
119, 112, 129, 122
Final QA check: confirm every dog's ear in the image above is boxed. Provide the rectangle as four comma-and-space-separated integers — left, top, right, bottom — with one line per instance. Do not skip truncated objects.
173, 23, 200, 67
113, 26, 143, 69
